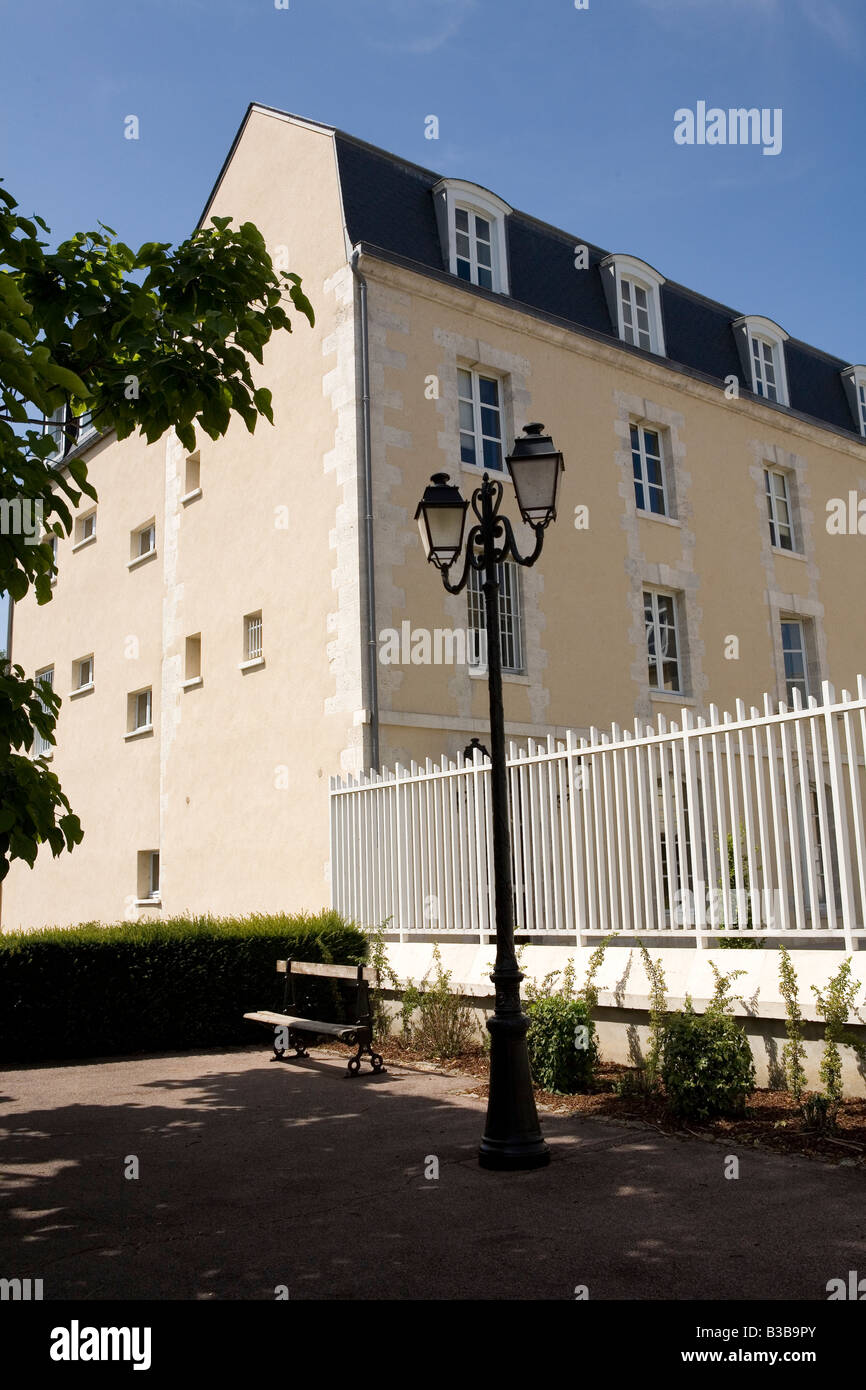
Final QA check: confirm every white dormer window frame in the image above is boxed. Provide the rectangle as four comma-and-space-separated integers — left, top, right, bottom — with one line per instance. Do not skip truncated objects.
600, 255, 666, 357
433, 179, 511, 296
841, 365, 866, 438
733, 315, 790, 407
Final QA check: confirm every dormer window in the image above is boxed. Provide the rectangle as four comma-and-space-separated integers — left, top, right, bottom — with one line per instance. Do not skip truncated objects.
732, 316, 789, 407
455, 207, 493, 289
433, 179, 511, 295
599, 255, 666, 356
841, 366, 866, 438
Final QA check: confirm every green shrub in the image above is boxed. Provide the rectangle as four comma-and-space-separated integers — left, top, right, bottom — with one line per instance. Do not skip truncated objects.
365, 919, 400, 1043
523, 951, 605, 1095
526, 994, 598, 1094
778, 945, 807, 1102
636, 940, 668, 1089
0, 910, 366, 1062
661, 1002, 755, 1122
811, 956, 862, 1109
399, 944, 477, 1059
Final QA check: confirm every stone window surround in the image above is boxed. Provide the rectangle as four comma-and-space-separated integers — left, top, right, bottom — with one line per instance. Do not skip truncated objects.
433, 327, 549, 727
614, 390, 705, 720
768, 593, 824, 705
748, 437, 826, 704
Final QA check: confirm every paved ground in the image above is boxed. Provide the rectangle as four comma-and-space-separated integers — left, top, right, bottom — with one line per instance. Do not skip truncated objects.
1, 1045, 864, 1301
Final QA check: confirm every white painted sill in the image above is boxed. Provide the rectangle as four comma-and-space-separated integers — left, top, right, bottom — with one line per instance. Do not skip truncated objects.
181, 488, 202, 505
124, 724, 154, 741
135, 896, 162, 907
772, 546, 807, 562
469, 667, 530, 685
460, 464, 512, 484
637, 509, 681, 528
181, 676, 203, 690
650, 690, 697, 706
239, 657, 265, 671
127, 550, 157, 571
71, 534, 96, 553
69, 683, 94, 699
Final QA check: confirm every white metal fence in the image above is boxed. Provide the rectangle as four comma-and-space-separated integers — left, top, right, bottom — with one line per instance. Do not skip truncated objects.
330, 679, 866, 949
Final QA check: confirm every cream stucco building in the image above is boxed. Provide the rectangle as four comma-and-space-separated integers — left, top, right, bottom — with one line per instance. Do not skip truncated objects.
5, 103, 866, 930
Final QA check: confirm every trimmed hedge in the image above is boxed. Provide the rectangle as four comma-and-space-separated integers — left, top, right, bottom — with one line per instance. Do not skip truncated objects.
0, 911, 366, 1063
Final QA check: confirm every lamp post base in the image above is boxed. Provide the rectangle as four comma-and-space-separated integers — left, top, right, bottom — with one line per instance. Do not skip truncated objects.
478, 1002, 551, 1171
478, 1139, 551, 1171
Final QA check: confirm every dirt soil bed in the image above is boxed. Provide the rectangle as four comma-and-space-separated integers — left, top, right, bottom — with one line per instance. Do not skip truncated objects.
357, 1042, 866, 1168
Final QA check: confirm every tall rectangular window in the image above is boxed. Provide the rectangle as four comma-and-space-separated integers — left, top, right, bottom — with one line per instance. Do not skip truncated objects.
137, 850, 160, 901
244, 612, 263, 661
184, 451, 201, 497
644, 590, 681, 693
185, 634, 202, 682
33, 666, 54, 756
468, 562, 523, 673
751, 336, 779, 401
631, 424, 667, 515
781, 620, 808, 703
128, 687, 152, 732
859, 382, 866, 436
765, 468, 793, 550
74, 655, 93, 690
454, 206, 493, 290
458, 368, 503, 471
620, 278, 652, 350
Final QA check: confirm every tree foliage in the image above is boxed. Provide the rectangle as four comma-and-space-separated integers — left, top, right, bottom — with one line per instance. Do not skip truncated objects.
0, 183, 313, 880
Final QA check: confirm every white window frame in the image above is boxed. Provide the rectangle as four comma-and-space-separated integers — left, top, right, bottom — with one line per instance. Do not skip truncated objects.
73, 654, 94, 692
781, 619, 809, 704
33, 666, 54, 757
458, 368, 505, 473
241, 611, 264, 668
127, 687, 153, 735
433, 179, 511, 295
129, 521, 156, 566
644, 589, 683, 694
75, 409, 97, 445
733, 316, 789, 407
148, 850, 160, 900
468, 561, 523, 675
136, 849, 161, 904
73, 509, 97, 550
183, 451, 202, 502
631, 423, 669, 517
600, 255, 666, 356
764, 467, 797, 552
840, 366, 866, 438
44, 405, 67, 461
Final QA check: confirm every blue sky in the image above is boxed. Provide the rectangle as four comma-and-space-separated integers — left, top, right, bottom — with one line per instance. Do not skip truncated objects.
0, 0, 863, 361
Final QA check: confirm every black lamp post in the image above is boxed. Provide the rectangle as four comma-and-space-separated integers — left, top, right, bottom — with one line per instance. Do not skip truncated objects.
414, 423, 564, 1170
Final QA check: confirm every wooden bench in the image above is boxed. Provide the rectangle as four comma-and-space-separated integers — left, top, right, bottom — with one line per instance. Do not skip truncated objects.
244, 959, 385, 1076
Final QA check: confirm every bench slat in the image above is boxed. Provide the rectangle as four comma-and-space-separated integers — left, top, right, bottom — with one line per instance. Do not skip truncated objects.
275, 960, 378, 983
243, 1011, 364, 1038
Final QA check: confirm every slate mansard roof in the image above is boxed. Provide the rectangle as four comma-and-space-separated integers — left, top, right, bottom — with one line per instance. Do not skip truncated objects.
204, 107, 862, 446
331, 132, 861, 444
